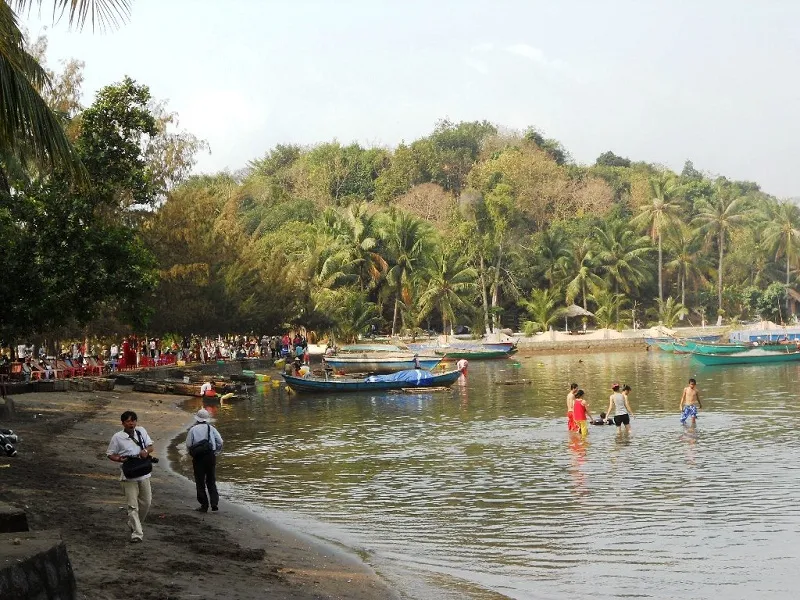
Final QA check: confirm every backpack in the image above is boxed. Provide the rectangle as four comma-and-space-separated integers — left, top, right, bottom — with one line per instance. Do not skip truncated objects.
188, 424, 212, 458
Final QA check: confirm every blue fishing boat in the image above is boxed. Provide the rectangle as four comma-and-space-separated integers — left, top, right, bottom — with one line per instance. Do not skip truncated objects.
322, 354, 442, 374
283, 368, 463, 394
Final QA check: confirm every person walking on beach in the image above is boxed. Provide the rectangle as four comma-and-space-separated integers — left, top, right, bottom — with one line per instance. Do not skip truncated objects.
572, 390, 591, 436
186, 409, 224, 512
566, 383, 579, 432
107, 411, 154, 543
606, 383, 634, 433
679, 378, 702, 424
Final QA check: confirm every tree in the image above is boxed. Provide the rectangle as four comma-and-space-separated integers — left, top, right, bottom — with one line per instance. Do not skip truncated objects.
379, 210, 434, 336
1, 0, 130, 184
655, 297, 688, 328
593, 220, 652, 315
630, 175, 683, 303
692, 184, 749, 315
761, 200, 800, 311
595, 151, 631, 168
590, 289, 629, 329
417, 248, 477, 335
562, 237, 603, 311
520, 288, 565, 333
664, 224, 709, 308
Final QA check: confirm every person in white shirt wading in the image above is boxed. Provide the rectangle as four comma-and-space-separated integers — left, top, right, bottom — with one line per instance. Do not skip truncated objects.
186, 409, 224, 512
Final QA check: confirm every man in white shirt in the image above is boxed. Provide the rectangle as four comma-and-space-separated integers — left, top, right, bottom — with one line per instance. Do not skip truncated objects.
106, 411, 155, 543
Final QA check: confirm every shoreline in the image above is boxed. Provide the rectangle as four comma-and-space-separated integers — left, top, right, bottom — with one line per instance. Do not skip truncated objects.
1, 387, 398, 600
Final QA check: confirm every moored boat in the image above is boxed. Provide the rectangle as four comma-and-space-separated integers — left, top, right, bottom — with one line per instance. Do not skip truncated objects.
283, 368, 463, 394
684, 340, 795, 355
691, 348, 800, 366
434, 348, 516, 360
322, 354, 442, 374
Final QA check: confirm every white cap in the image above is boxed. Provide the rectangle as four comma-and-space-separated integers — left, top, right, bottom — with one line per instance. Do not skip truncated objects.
194, 409, 211, 422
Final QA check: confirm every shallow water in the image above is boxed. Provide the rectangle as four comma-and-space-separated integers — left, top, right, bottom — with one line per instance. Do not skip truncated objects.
180, 351, 800, 599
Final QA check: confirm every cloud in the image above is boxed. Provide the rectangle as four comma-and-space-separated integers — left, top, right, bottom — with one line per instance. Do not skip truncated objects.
470, 42, 494, 53
505, 43, 565, 70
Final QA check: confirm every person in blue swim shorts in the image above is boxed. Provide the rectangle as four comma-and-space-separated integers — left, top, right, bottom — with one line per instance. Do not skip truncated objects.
679, 378, 702, 424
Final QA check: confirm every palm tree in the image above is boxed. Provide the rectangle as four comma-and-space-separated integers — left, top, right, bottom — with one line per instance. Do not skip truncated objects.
318, 203, 388, 291
692, 184, 749, 316
761, 199, 800, 311
1, 1, 128, 183
589, 288, 629, 329
593, 220, 653, 297
379, 210, 435, 337
417, 248, 477, 335
532, 228, 571, 287
664, 224, 709, 308
521, 287, 565, 333
655, 296, 688, 328
631, 175, 683, 303
561, 237, 603, 311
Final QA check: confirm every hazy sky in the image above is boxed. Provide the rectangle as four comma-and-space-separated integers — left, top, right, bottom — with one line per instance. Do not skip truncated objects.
20, 0, 800, 197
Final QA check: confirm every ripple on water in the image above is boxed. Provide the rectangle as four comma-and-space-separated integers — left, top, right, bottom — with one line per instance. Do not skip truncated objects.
210, 353, 800, 599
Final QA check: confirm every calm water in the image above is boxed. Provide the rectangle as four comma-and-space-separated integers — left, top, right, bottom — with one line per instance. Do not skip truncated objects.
177, 351, 800, 599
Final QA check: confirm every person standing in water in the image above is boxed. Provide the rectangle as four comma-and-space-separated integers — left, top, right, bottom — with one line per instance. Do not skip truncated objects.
572, 390, 591, 436
679, 378, 702, 424
606, 383, 634, 433
566, 383, 579, 432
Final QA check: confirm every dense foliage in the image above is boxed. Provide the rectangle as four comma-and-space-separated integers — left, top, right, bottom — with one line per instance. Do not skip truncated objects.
3, 3, 798, 343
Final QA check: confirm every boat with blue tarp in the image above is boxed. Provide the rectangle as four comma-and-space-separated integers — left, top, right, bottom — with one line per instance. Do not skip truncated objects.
282, 368, 463, 394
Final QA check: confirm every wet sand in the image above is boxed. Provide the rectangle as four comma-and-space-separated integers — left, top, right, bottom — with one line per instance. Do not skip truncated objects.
0, 387, 398, 600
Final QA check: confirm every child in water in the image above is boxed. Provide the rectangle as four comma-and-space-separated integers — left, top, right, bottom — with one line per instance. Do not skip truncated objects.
590, 412, 613, 425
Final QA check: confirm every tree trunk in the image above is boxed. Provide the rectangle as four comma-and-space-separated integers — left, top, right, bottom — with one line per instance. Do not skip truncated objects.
490, 244, 503, 333
391, 294, 399, 338
718, 233, 724, 314
479, 255, 491, 333
658, 233, 663, 304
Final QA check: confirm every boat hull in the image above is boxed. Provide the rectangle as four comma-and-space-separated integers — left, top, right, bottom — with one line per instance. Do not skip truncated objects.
691, 350, 800, 366
283, 368, 463, 394
322, 356, 442, 374
435, 349, 515, 360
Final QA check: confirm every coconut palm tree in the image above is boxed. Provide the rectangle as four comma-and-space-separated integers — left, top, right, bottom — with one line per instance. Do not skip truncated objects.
654, 296, 688, 328
692, 184, 749, 316
761, 199, 800, 311
379, 209, 435, 337
521, 287, 565, 333
589, 288, 629, 329
631, 175, 683, 303
561, 237, 603, 311
664, 224, 709, 308
593, 220, 653, 297
1, 1, 129, 183
417, 248, 477, 335
531, 228, 571, 287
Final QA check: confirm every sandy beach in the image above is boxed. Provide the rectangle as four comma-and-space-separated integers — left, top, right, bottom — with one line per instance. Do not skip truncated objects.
0, 387, 398, 600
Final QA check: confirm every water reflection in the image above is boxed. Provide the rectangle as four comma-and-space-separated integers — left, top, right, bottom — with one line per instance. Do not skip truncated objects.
178, 351, 800, 599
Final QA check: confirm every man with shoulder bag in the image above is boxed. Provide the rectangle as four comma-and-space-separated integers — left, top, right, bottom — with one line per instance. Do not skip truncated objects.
186, 409, 223, 512
106, 410, 157, 543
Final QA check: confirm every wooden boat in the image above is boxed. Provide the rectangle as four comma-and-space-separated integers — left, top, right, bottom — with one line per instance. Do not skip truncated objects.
682, 339, 795, 355
691, 348, 800, 366
323, 354, 442, 374
283, 368, 463, 394
338, 343, 407, 353
434, 348, 515, 360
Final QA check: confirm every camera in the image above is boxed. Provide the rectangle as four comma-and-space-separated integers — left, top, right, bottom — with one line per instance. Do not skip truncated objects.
149, 457, 159, 464
0, 428, 18, 457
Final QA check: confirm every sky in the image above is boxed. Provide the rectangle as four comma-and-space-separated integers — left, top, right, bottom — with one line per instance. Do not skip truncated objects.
19, 0, 800, 198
